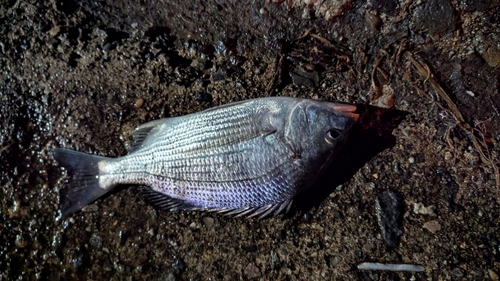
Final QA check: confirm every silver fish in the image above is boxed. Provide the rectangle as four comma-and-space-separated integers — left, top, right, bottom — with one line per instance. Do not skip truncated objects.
53, 97, 358, 218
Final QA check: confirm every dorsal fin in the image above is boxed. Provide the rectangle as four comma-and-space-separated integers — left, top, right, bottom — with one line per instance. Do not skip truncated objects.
129, 119, 167, 153
200, 99, 253, 113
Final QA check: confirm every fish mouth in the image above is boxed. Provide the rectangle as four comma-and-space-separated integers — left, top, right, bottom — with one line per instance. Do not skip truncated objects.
333, 104, 359, 121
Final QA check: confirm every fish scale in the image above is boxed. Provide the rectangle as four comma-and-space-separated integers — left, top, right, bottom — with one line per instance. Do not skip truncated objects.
53, 97, 358, 218
131, 117, 284, 181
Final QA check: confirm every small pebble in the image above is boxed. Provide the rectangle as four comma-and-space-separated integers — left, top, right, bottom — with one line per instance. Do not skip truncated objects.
354, 250, 363, 258
259, 8, 268, 15
302, 212, 312, 222
444, 151, 453, 161
489, 269, 499, 281
83, 204, 99, 212
149, 209, 157, 218
102, 42, 113, 52
114, 263, 126, 273
393, 162, 401, 173
413, 203, 436, 216
244, 263, 261, 279
8, 200, 20, 218
203, 217, 214, 228
301, 7, 311, 19
451, 267, 464, 278
195, 92, 212, 102
422, 220, 441, 233
15, 234, 27, 248
172, 258, 186, 273
369, 182, 376, 190
408, 157, 415, 164
48, 25, 61, 36
329, 256, 342, 267
135, 98, 144, 108
119, 230, 130, 245
89, 234, 103, 248
275, 230, 285, 240
242, 245, 257, 252
480, 44, 500, 68
365, 11, 382, 31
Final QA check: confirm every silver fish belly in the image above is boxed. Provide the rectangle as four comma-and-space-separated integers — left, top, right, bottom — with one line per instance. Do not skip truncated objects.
53, 97, 358, 218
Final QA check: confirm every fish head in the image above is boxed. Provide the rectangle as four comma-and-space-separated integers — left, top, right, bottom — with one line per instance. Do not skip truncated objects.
285, 99, 359, 183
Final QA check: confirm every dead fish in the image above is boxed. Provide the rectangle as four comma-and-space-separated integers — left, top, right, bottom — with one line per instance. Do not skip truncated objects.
53, 97, 358, 219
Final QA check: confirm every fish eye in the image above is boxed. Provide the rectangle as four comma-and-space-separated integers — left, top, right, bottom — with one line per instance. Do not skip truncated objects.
325, 129, 342, 144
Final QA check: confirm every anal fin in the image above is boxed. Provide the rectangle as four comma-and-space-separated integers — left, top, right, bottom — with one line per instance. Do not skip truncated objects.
139, 186, 293, 220
211, 199, 293, 220
138, 186, 194, 211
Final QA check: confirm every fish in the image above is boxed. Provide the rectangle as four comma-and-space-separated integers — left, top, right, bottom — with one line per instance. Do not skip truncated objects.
53, 97, 359, 219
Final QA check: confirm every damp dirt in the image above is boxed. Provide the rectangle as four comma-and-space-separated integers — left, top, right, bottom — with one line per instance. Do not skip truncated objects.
1, 0, 499, 280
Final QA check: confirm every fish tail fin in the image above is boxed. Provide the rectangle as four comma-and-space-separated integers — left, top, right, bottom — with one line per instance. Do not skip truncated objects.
52, 148, 113, 217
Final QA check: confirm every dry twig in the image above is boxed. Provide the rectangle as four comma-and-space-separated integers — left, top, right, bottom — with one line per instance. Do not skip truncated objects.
408, 53, 500, 191
370, 56, 384, 101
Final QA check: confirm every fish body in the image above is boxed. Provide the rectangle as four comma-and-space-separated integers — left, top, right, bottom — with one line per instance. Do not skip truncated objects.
53, 97, 358, 218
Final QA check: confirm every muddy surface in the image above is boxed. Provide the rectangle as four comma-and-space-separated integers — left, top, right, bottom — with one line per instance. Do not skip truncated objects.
1, 0, 500, 280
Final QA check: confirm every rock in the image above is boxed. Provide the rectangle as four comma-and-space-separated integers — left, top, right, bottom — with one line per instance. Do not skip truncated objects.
195, 92, 212, 102
242, 245, 257, 253
328, 255, 342, 268
375, 189, 405, 248
157, 272, 177, 281
451, 267, 465, 278
413, 203, 436, 216
289, 66, 319, 88
172, 258, 186, 274
411, 0, 456, 39
89, 234, 103, 248
135, 98, 144, 108
82, 204, 99, 212
211, 68, 228, 82
489, 269, 499, 281
365, 10, 382, 32
202, 217, 214, 228
444, 181, 465, 213
479, 44, 500, 67
15, 234, 27, 248
48, 25, 61, 36
422, 220, 441, 234
244, 263, 261, 279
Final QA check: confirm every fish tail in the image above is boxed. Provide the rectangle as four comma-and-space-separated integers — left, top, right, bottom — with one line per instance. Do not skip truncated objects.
52, 148, 113, 217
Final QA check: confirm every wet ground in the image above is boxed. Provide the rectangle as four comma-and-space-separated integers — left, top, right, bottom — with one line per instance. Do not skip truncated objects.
1, 0, 500, 280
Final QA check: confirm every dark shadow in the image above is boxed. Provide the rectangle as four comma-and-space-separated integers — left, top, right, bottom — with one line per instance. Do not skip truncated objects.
291, 105, 409, 214
56, 0, 79, 15
144, 26, 191, 69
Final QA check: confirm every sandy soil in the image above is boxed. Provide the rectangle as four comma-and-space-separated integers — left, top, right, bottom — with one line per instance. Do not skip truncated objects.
1, 0, 499, 280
